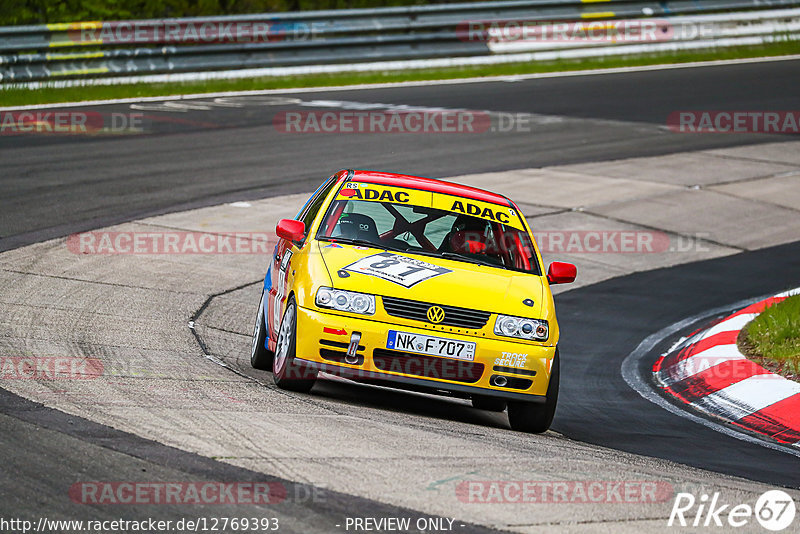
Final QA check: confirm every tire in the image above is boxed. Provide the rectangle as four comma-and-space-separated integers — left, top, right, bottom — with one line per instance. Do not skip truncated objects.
272, 296, 317, 393
250, 290, 274, 370
471, 395, 507, 412
507, 351, 560, 433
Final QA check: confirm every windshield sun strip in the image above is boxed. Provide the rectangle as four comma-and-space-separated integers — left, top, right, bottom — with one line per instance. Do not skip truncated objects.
333, 180, 527, 231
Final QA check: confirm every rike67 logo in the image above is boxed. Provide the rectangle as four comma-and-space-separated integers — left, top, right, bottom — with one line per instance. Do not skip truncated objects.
669, 490, 796, 531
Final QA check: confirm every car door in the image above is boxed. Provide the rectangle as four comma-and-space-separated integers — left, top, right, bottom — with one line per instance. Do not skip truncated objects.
266, 176, 339, 344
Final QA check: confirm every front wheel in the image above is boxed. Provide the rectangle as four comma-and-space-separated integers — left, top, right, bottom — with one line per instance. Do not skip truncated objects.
272, 296, 317, 393
507, 351, 559, 433
250, 290, 274, 370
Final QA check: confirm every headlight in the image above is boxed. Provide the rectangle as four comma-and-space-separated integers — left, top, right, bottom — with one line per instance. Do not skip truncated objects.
315, 287, 375, 315
494, 314, 548, 341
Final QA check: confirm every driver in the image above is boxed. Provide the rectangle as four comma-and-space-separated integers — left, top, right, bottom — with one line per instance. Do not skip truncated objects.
441, 214, 491, 254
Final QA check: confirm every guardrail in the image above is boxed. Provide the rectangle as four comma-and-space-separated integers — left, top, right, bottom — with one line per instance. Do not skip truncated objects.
1, 0, 799, 87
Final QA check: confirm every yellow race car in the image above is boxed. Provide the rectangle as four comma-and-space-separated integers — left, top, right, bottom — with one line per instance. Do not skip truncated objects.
250, 169, 576, 433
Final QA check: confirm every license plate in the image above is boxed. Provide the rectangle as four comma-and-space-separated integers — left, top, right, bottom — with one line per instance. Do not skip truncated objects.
386, 330, 475, 361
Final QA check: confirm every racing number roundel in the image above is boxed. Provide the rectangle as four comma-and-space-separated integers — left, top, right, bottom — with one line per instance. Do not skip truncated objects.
427, 306, 445, 324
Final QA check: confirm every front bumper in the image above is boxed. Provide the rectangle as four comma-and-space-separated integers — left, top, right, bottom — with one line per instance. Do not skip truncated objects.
294, 306, 556, 401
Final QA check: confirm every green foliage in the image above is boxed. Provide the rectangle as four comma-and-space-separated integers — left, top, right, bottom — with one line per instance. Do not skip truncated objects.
746, 295, 800, 367
3, 0, 133, 25
0, 0, 458, 25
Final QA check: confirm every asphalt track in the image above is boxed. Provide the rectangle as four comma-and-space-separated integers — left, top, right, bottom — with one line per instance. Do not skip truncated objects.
1, 58, 800, 528
0, 389, 496, 533
1, 58, 799, 252
555, 241, 800, 487
205, 241, 800, 489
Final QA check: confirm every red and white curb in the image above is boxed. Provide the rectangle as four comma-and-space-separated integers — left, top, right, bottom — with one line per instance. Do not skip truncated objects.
654, 287, 800, 446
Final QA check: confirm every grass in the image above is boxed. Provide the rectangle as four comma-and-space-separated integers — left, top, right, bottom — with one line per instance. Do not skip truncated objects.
1, 39, 799, 107
740, 295, 800, 380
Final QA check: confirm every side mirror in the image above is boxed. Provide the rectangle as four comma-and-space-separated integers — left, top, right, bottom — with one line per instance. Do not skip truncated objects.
276, 219, 305, 242
547, 261, 577, 284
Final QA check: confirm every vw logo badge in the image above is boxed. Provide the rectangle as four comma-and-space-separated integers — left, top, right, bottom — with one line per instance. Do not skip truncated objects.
426, 306, 445, 324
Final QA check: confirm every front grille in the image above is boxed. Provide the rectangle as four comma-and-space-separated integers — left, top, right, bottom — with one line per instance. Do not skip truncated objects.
372, 348, 484, 384
381, 296, 491, 329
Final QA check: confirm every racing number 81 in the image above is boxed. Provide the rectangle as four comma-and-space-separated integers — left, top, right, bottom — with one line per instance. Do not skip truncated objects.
370, 258, 425, 277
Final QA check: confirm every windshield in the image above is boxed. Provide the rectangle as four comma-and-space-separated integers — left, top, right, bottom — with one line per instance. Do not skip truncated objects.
316, 182, 541, 275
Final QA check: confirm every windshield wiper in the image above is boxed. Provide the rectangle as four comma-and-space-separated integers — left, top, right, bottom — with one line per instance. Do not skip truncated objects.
318, 236, 403, 253
440, 251, 508, 269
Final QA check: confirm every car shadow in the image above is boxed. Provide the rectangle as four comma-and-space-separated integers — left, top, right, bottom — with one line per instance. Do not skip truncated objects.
308, 376, 511, 431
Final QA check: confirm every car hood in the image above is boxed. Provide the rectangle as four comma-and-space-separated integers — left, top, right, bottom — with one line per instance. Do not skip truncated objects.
316, 242, 545, 318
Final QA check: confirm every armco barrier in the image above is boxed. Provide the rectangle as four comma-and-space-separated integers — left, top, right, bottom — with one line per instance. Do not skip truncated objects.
1, 0, 800, 86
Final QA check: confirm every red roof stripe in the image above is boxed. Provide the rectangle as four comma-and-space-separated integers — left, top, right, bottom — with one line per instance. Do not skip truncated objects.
348, 170, 514, 206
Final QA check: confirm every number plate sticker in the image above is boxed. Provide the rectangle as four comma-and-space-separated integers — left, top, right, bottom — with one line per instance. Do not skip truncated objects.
343, 252, 451, 288
387, 330, 475, 361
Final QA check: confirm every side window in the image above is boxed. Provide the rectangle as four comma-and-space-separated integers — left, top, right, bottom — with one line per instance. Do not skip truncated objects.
295, 176, 338, 246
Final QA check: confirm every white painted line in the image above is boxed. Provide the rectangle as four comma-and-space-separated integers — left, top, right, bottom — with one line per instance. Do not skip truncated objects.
699, 313, 758, 339
662, 344, 744, 385
692, 376, 800, 421
776, 287, 800, 298
2, 54, 800, 112
677, 312, 757, 348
